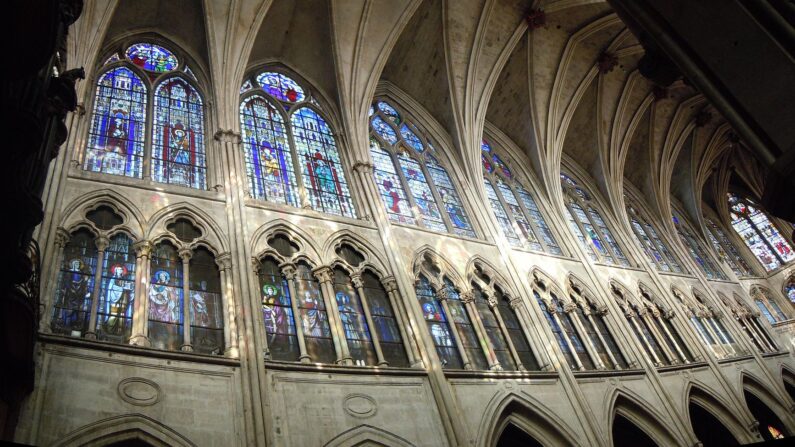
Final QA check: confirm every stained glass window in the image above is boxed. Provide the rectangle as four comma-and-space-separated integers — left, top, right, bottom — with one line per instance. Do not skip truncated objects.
753, 288, 788, 323
295, 262, 335, 363
184, 65, 197, 81
126, 43, 178, 72
369, 99, 476, 238
786, 279, 795, 304
333, 268, 377, 366
473, 286, 516, 370
240, 96, 297, 206
517, 187, 562, 254
494, 288, 538, 370
104, 53, 120, 65
706, 219, 754, 277
189, 247, 224, 354
84, 67, 147, 178
484, 179, 520, 247
535, 291, 577, 368
728, 194, 794, 271
240, 79, 253, 94
672, 214, 727, 280
152, 77, 206, 189
256, 72, 305, 102
52, 230, 97, 337
415, 275, 462, 369
95, 233, 135, 343
259, 258, 299, 361
292, 107, 355, 217
626, 204, 684, 273
361, 271, 408, 367
561, 173, 628, 265
148, 242, 184, 351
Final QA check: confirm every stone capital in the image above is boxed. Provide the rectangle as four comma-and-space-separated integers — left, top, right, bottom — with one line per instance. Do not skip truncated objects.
436, 288, 450, 302
54, 227, 72, 248
509, 297, 523, 309
214, 129, 242, 144
133, 240, 152, 257
280, 262, 297, 280
460, 290, 475, 304
178, 247, 193, 262
595, 304, 609, 316
350, 272, 364, 290
215, 253, 232, 271
381, 276, 398, 293
562, 302, 578, 313
624, 309, 637, 319
352, 161, 374, 174
312, 266, 334, 284
94, 235, 110, 252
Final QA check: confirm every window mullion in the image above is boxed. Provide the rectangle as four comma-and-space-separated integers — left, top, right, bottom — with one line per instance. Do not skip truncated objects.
391, 149, 423, 224
567, 201, 598, 260
143, 81, 154, 181
285, 110, 310, 209
492, 179, 527, 248
510, 183, 548, 252
422, 161, 455, 233
588, 207, 621, 264
746, 215, 787, 265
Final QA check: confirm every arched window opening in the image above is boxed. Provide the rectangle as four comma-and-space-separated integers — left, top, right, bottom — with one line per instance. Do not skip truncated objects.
561, 173, 629, 266
95, 233, 135, 343
148, 241, 184, 351
360, 270, 409, 367
472, 284, 516, 371
84, 67, 147, 178
751, 287, 788, 324
258, 257, 300, 361
534, 288, 594, 370
674, 289, 744, 359
571, 292, 628, 370
497, 424, 543, 447
640, 288, 694, 364
729, 194, 794, 271
786, 276, 795, 304
415, 275, 462, 369
294, 262, 335, 364
443, 278, 489, 370
725, 295, 778, 353
626, 203, 684, 273
688, 401, 740, 447
152, 77, 206, 189
86, 205, 124, 230
744, 390, 789, 441
612, 414, 658, 447
52, 229, 98, 337
332, 267, 377, 366
240, 70, 356, 218
481, 139, 561, 254
705, 219, 754, 277
188, 247, 223, 354
85, 42, 207, 189
493, 287, 538, 370
672, 214, 727, 280
369, 100, 475, 238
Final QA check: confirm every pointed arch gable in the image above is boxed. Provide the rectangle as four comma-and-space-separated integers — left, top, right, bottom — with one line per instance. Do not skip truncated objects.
741, 372, 793, 424
464, 255, 518, 297
52, 413, 195, 447
323, 424, 415, 447
529, 267, 568, 301
476, 391, 582, 447
608, 390, 683, 447
145, 202, 228, 253
412, 246, 465, 289
60, 189, 145, 239
249, 218, 322, 265
685, 382, 749, 443
321, 230, 388, 276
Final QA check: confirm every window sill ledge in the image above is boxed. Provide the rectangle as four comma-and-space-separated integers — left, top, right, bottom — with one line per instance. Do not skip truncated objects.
264, 359, 427, 376
761, 351, 790, 358
69, 169, 227, 202
443, 369, 559, 380
656, 361, 709, 373
38, 332, 240, 366
572, 368, 646, 379
244, 198, 375, 230
717, 354, 755, 364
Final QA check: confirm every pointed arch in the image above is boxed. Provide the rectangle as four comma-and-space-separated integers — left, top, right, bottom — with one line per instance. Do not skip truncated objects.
528, 267, 568, 301
412, 246, 465, 289
742, 372, 793, 425
321, 230, 388, 276
59, 188, 145, 239
476, 391, 582, 447
52, 413, 195, 447
249, 218, 322, 265
685, 382, 748, 443
323, 424, 415, 447
464, 255, 517, 297
145, 202, 228, 253
608, 390, 683, 446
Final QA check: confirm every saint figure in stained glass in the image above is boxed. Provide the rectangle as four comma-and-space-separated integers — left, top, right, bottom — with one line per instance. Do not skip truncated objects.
126, 43, 178, 72
257, 72, 305, 102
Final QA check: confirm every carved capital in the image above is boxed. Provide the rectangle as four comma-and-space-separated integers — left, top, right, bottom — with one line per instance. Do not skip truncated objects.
133, 240, 152, 257
313, 266, 333, 284
95, 235, 110, 252
352, 161, 374, 174
250, 257, 261, 273
215, 253, 232, 271
178, 248, 193, 262
650, 307, 661, 318
214, 129, 242, 144
350, 272, 364, 290
563, 302, 578, 313
460, 290, 475, 304
595, 305, 609, 316
54, 227, 71, 248
381, 276, 398, 293
637, 307, 650, 318
436, 288, 450, 302
624, 309, 637, 319
280, 263, 297, 281
487, 297, 499, 308
509, 297, 523, 310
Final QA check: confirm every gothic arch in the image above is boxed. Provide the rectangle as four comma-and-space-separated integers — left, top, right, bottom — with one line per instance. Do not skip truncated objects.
685, 382, 749, 443
529, 267, 568, 301
145, 202, 228, 253
323, 424, 415, 447
60, 189, 145, 239
608, 391, 683, 446
412, 246, 465, 290
741, 372, 793, 426
249, 219, 323, 266
321, 230, 389, 276
465, 255, 518, 298
476, 391, 582, 447
52, 413, 195, 447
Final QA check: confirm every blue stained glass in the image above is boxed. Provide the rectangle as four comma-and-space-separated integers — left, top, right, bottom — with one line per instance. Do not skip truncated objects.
362, 271, 407, 367
481, 139, 492, 152
535, 291, 577, 368
240, 96, 298, 206
240, 79, 253, 94
481, 153, 494, 173
398, 152, 446, 233
126, 43, 178, 72
334, 268, 377, 366
400, 124, 424, 151
492, 153, 512, 178
84, 67, 147, 178
292, 107, 356, 218
295, 263, 335, 363
52, 230, 97, 336
729, 194, 794, 271
370, 138, 416, 225
589, 208, 628, 266
497, 180, 542, 251
368, 105, 375, 117
444, 278, 488, 370
566, 207, 597, 261
96, 233, 136, 343
632, 219, 670, 271
372, 116, 398, 145
104, 53, 120, 65
572, 203, 612, 262
257, 72, 305, 102
259, 258, 299, 361
517, 187, 562, 254
645, 223, 684, 273
426, 158, 475, 238
707, 220, 752, 276
377, 101, 401, 124
416, 276, 462, 369
152, 77, 206, 189
674, 216, 726, 280
484, 178, 520, 247
148, 243, 184, 351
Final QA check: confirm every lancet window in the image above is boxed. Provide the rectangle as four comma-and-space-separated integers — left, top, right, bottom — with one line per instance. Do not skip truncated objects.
728, 194, 794, 271
750, 286, 788, 324
85, 42, 207, 189
568, 283, 628, 369
625, 203, 684, 273
369, 100, 475, 238
721, 294, 778, 353
672, 214, 727, 280
481, 139, 561, 254
673, 289, 745, 360
240, 70, 355, 218
705, 218, 755, 277
256, 236, 411, 367
561, 173, 629, 266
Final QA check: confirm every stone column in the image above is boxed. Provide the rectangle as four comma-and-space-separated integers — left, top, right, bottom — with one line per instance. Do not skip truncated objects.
699, 313, 728, 358
281, 263, 310, 363
351, 272, 387, 366
547, 298, 585, 371
658, 311, 690, 363
217, 253, 239, 358
488, 293, 525, 370
436, 287, 472, 370
641, 307, 677, 364
509, 296, 548, 370
382, 276, 420, 367
179, 248, 193, 352
584, 305, 622, 369
627, 308, 663, 366
313, 266, 351, 365
130, 241, 152, 346
41, 228, 72, 332
84, 235, 109, 340
461, 290, 500, 370
749, 315, 777, 351
565, 301, 605, 369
